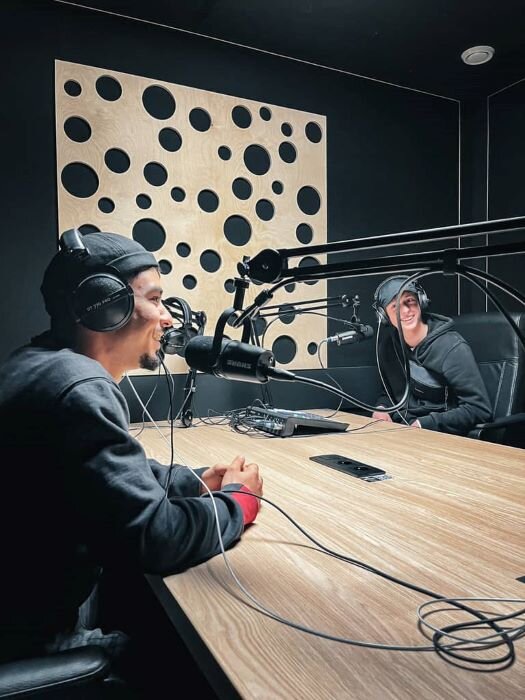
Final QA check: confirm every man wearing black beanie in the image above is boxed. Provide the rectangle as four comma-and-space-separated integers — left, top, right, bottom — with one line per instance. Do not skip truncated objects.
371, 275, 492, 435
0, 230, 262, 691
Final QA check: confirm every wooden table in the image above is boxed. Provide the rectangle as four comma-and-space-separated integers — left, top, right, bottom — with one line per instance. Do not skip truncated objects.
137, 412, 525, 699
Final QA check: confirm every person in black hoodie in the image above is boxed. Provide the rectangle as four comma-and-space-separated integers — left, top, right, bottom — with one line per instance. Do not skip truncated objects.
0, 230, 262, 691
371, 275, 492, 435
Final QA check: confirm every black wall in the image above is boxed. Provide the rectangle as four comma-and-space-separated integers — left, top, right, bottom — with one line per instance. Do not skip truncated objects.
457, 78, 525, 314
487, 79, 525, 311
1, 1, 461, 419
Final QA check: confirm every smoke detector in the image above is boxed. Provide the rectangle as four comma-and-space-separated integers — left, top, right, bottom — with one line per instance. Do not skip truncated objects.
461, 45, 495, 65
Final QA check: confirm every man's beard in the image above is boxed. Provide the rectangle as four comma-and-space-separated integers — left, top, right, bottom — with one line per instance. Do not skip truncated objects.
139, 352, 161, 371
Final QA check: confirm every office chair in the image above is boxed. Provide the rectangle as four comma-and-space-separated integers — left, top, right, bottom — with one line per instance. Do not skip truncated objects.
0, 645, 132, 699
452, 311, 525, 447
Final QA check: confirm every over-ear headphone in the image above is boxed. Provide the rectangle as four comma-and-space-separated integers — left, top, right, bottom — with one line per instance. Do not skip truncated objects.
161, 297, 201, 357
59, 229, 134, 332
372, 275, 430, 326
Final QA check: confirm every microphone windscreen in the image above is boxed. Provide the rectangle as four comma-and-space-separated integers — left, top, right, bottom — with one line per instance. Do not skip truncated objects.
184, 335, 219, 373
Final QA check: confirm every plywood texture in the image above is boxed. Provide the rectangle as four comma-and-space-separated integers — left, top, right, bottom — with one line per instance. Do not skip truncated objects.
55, 60, 328, 373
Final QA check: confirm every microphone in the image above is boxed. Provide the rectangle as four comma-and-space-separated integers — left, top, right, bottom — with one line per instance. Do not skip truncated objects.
184, 335, 294, 383
326, 324, 374, 346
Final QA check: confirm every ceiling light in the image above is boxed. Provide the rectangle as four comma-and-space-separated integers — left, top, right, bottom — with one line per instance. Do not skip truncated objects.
461, 46, 495, 66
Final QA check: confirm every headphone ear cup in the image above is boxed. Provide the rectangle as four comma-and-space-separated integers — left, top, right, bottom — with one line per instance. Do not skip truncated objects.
72, 273, 134, 332
372, 299, 388, 326
376, 307, 389, 325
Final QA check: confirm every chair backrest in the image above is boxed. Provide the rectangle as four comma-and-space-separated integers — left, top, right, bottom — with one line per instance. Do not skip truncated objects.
451, 311, 525, 420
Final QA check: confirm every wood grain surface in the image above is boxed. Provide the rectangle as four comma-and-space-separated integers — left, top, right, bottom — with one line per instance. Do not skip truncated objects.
136, 412, 525, 699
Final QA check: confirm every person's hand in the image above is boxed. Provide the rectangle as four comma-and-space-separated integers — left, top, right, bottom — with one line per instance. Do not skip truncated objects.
199, 463, 230, 493
221, 455, 263, 501
411, 420, 422, 429
372, 411, 393, 422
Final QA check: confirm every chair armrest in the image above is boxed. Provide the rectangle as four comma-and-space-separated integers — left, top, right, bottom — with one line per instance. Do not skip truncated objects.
475, 412, 525, 431
0, 646, 110, 698
468, 413, 525, 442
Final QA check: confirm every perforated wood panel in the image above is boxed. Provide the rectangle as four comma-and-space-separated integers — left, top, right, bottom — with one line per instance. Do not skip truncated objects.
55, 60, 327, 373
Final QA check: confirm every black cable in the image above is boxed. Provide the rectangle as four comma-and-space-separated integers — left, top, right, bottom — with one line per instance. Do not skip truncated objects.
224, 490, 521, 666
457, 265, 525, 351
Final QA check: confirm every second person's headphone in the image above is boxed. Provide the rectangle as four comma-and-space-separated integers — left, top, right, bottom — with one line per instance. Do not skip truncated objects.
372, 275, 430, 326
161, 296, 202, 357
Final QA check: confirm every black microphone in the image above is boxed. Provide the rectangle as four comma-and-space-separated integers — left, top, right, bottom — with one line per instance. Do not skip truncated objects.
184, 335, 294, 383
325, 324, 374, 346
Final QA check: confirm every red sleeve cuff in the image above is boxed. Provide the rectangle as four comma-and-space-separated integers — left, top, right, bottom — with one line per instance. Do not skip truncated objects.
230, 485, 260, 526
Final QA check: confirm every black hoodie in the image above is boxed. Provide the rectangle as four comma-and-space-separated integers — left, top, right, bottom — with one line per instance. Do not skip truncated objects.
376, 313, 492, 435
0, 334, 244, 658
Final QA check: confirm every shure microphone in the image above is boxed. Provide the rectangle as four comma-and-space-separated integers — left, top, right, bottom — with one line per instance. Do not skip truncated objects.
184, 335, 295, 383
326, 324, 374, 346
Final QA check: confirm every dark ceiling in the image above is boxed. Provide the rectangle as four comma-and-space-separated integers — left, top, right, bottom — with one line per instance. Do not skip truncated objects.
57, 0, 525, 99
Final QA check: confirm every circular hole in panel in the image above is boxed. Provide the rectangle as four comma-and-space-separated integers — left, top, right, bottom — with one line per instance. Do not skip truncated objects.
78, 224, 100, 234
200, 249, 221, 273
136, 194, 151, 209
61, 162, 99, 198
259, 106, 272, 121
296, 223, 313, 244
272, 180, 283, 195
224, 215, 252, 246
144, 162, 168, 187
244, 144, 271, 176
170, 187, 186, 202
232, 105, 252, 128
255, 199, 274, 221
159, 259, 172, 275
104, 148, 130, 174
307, 342, 318, 355
232, 178, 252, 200
254, 316, 268, 336
279, 304, 296, 324
299, 256, 320, 285
279, 142, 297, 163
297, 186, 321, 215
218, 145, 231, 161
197, 189, 219, 213
281, 122, 293, 137
224, 278, 235, 293
305, 121, 323, 143
189, 108, 211, 132
64, 116, 91, 143
272, 335, 297, 364
95, 75, 122, 101
98, 197, 115, 213
176, 242, 191, 258
284, 282, 296, 293
183, 275, 197, 290
159, 127, 182, 152
132, 218, 166, 252
142, 85, 176, 120
64, 80, 81, 97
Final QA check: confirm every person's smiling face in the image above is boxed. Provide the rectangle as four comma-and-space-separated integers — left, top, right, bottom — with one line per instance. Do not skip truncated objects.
385, 291, 422, 332
113, 267, 173, 371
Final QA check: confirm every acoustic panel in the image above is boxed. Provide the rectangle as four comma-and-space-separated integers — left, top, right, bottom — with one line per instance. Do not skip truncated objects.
55, 60, 327, 373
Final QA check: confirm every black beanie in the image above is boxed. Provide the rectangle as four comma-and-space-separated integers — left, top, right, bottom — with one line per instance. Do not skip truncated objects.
375, 275, 422, 310
41, 232, 158, 318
